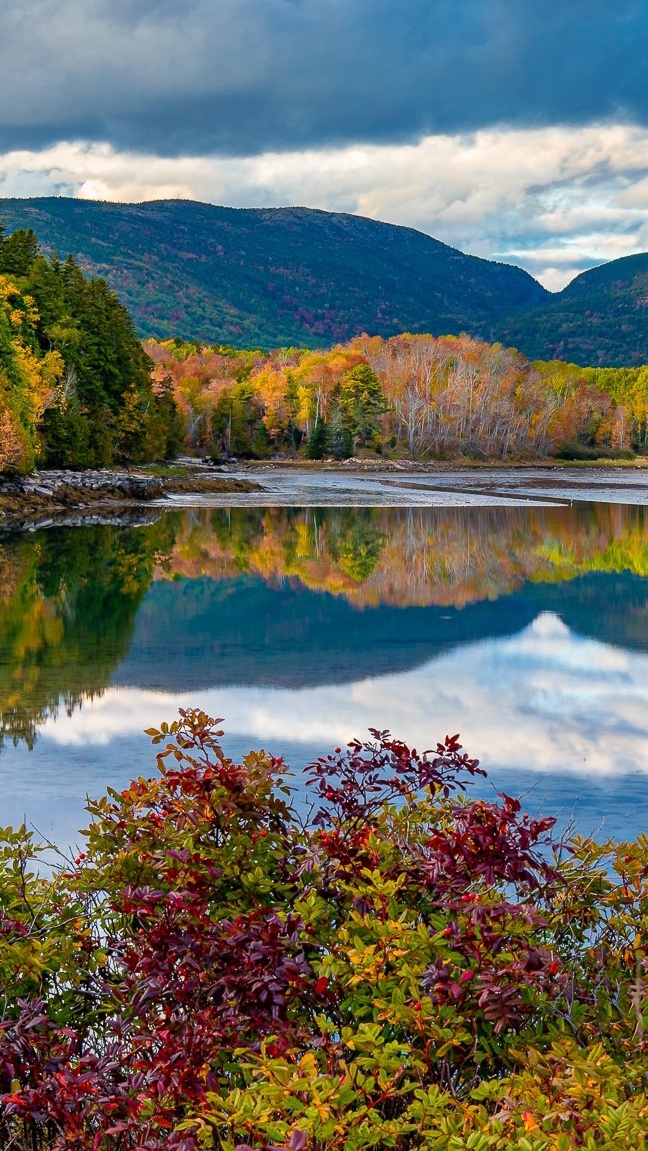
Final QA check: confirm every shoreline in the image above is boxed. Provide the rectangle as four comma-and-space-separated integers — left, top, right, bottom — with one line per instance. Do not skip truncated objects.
0, 467, 261, 528
2, 456, 648, 528
225, 455, 648, 471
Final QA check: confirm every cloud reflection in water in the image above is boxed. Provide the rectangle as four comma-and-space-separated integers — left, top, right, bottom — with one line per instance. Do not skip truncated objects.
33, 611, 648, 779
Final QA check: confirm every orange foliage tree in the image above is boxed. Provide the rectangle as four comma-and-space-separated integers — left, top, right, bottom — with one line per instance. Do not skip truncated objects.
143, 334, 648, 462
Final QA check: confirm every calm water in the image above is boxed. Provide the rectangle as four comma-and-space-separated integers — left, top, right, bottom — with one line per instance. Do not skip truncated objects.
1, 500, 648, 849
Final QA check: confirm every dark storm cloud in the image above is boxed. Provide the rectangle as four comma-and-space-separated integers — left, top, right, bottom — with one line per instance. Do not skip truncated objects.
1, 0, 647, 155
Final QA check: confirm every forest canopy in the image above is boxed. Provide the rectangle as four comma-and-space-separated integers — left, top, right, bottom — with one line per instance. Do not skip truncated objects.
148, 334, 648, 464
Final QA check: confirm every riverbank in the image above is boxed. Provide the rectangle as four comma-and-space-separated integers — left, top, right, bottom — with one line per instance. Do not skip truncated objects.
3, 457, 648, 527
0, 467, 261, 526
224, 453, 648, 471
162, 462, 648, 508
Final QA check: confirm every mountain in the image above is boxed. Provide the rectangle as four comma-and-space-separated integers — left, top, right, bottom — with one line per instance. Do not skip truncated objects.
0, 197, 548, 348
495, 253, 648, 366
2, 197, 647, 365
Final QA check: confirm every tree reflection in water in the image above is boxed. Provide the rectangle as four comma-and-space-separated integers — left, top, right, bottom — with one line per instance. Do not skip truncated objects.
2, 501, 648, 749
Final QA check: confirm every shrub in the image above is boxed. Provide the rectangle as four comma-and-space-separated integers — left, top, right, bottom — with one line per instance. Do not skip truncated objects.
1, 711, 648, 1149
554, 441, 636, 461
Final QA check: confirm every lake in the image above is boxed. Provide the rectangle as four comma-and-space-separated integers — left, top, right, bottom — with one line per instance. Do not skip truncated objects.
2, 470, 648, 850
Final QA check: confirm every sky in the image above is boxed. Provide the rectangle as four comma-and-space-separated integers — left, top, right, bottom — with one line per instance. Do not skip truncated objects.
3, 1, 648, 289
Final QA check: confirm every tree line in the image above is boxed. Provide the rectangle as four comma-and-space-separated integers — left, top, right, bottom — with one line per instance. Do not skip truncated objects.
3, 216, 648, 474
148, 333, 648, 462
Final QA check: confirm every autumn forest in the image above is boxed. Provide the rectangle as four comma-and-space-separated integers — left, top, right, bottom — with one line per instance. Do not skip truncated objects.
3, 222, 648, 474
149, 334, 648, 463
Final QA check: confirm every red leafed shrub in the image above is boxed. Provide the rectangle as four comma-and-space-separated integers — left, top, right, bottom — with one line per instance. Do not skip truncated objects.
1, 710, 648, 1149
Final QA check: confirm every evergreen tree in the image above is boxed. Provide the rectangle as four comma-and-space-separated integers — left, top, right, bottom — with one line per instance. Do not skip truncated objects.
40, 398, 93, 470
339, 363, 386, 447
306, 418, 328, 459
145, 375, 185, 460
0, 215, 182, 472
0, 228, 39, 278
327, 408, 353, 458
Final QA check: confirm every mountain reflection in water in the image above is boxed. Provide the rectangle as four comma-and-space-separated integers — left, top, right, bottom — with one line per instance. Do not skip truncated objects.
1, 502, 648, 749
1, 501, 648, 845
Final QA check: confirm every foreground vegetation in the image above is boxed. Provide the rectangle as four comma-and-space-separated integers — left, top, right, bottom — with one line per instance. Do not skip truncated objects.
1, 710, 648, 1148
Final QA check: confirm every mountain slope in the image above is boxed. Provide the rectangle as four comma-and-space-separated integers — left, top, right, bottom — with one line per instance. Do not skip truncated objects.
495, 253, 648, 366
0, 197, 548, 348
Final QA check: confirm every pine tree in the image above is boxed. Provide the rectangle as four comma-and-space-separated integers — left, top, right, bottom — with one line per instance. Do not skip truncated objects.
327, 409, 353, 458
0, 228, 39, 277
339, 363, 386, 447
307, 418, 328, 459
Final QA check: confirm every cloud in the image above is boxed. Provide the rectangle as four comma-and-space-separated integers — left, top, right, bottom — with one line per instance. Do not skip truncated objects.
1, 1, 648, 156
3, 123, 648, 288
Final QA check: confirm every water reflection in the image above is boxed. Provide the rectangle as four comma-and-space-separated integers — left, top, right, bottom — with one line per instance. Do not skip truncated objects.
1, 503, 648, 843
155, 502, 648, 609
0, 518, 175, 748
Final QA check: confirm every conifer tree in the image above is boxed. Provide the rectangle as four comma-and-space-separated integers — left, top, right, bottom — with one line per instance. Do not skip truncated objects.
0, 216, 182, 473
306, 418, 328, 459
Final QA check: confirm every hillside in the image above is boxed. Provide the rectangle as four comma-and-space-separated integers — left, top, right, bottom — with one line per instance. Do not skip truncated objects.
495, 252, 648, 366
3, 197, 648, 365
0, 197, 547, 348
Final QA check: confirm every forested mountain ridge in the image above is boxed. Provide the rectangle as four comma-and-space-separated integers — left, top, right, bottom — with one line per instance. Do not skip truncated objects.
495, 252, 648, 366
3, 196, 647, 366
0, 197, 549, 348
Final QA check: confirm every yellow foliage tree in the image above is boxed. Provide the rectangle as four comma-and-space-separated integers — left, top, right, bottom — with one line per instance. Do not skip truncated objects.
0, 276, 64, 473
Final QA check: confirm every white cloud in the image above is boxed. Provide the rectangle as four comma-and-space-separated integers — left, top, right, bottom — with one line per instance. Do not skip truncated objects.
3, 122, 648, 290
2, 124, 648, 290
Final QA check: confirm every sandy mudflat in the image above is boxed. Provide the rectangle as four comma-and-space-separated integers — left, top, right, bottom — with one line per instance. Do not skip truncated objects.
160, 465, 648, 508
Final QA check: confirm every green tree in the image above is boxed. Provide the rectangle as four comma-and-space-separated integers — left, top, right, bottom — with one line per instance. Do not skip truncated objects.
0, 227, 39, 278
339, 363, 386, 447
306, 417, 328, 459
116, 383, 148, 464
144, 374, 185, 459
39, 395, 93, 469
327, 408, 353, 458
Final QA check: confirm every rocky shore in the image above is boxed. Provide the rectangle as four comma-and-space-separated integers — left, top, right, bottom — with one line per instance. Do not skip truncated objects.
0, 468, 262, 527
